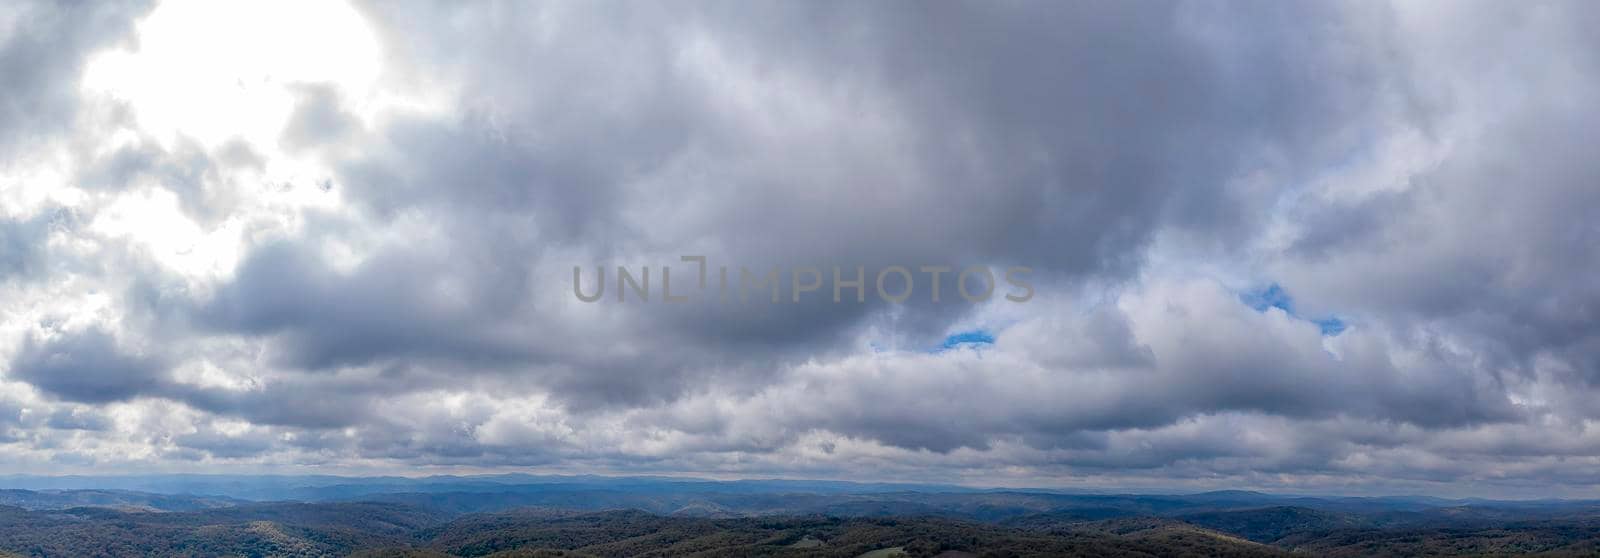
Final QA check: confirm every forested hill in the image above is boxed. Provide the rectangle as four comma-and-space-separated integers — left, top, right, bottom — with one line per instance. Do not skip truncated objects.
0, 481, 1597, 556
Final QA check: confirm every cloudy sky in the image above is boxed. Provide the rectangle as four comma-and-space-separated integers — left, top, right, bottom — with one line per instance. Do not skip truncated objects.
2, 0, 1599, 498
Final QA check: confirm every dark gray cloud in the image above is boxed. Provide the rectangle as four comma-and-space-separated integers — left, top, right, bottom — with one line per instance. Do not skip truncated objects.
44, 408, 111, 432
0, 209, 71, 282
8, 328, 167, 404
181, 0, 1398, 403
196, 240, 538, 370
0, 0, 151, 157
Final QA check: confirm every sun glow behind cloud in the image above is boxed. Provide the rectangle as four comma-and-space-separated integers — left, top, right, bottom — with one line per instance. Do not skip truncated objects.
71, 0, 385, 280
81, 0, 381, 150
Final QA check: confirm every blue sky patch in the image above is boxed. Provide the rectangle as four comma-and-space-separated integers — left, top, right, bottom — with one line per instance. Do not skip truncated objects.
938, 330, 996, 351
1314, 317, 1347, 336
1240, 283, 1346, 336
1241, 284, 1294, 313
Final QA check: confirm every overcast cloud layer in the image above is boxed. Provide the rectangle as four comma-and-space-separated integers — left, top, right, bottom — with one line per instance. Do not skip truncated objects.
2, 0, 1599, 497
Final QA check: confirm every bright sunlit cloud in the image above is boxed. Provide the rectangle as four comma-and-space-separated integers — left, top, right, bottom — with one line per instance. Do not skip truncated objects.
82, 0, 380, 150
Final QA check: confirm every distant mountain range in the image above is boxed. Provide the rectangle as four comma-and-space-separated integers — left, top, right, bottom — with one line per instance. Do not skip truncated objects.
0, 475, 1598, 556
